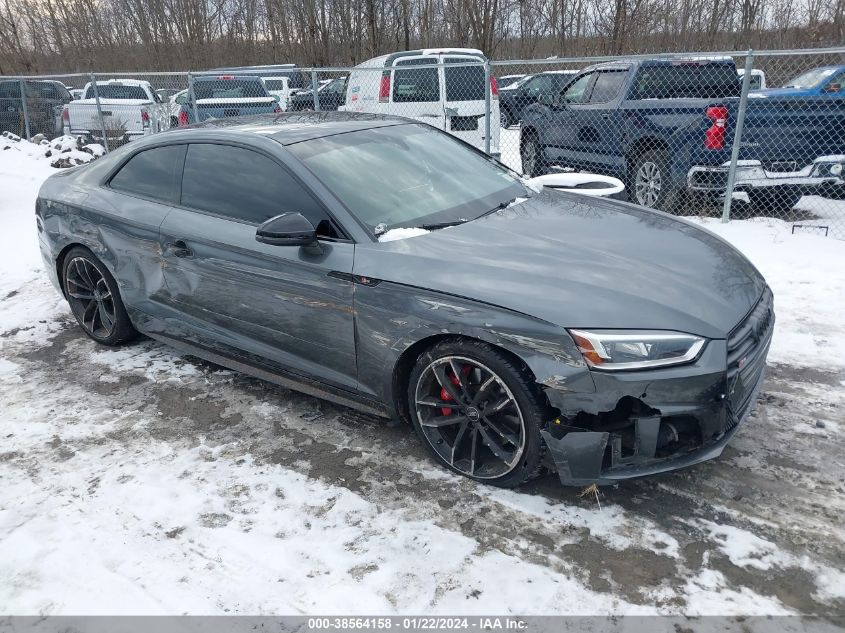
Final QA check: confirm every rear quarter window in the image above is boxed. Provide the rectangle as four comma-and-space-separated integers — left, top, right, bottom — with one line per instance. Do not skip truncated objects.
109, 145, 186, 204
632, 64, 740, 99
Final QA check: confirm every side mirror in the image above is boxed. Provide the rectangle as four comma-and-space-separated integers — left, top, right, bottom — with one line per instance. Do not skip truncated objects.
272, 94, 281, 102
539, 93, 562, 108
256, 213, 317, 246
823, 83, 841, 94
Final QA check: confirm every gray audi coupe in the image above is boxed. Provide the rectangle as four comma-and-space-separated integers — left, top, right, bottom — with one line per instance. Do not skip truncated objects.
36, 112, 773, 487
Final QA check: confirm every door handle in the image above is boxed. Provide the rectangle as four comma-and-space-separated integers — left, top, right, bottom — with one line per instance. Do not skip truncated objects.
165, 239, 193, 258
601, 113, 610, 119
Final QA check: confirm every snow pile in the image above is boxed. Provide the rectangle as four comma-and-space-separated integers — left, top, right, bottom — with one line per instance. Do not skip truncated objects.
377, 227, 430, 242
691, 217, 845, 369
1, 131, 104, 169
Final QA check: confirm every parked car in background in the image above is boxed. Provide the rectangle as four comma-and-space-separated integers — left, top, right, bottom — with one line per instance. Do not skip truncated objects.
177, 75, 280, 125
739, 68, 766, 90
70, 89, 84, 100
341, 48, 500, 156
757, 65, 845, 97
165, 89, 188, 127
499, 70, 578, 128
209, 64, 306, 92
64, 79, 169, 145
262, 76, 295, 110
288, 76, 347, 111
520, 58, 845, 212
156, 88, 180, 102
37, 111, 773, 488
497, 74, 526, 89
0, 79, 71, 137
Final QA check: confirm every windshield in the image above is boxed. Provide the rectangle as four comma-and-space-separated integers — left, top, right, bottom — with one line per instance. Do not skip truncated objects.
288, 124, 526, 235
194, 79, 268, 99
784, 67, 837, 88
85, 84, 147, 99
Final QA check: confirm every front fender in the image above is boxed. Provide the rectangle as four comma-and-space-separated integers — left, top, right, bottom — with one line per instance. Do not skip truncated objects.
353, 280, 595, 414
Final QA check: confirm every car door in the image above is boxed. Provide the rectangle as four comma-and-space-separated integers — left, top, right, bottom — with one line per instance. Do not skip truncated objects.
391, 55, 446, 130
567, 69, 627, 176
442, 55, 490, 149
542, 72, 596, 166
0, 81, 23, 135
158, 142, 358, 391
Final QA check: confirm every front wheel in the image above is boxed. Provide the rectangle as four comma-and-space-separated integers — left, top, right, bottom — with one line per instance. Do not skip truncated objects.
62, 246, 137, 346
407, 339, 547, 488
500, 108, 513, 129
520, 133, 547, 177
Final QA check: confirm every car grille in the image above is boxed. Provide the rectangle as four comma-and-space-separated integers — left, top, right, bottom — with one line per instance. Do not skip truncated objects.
726, 287, 774, 424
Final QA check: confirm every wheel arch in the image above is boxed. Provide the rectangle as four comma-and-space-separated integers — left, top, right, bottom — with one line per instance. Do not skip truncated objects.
626, 136, 670, 171
390, 333, 545, 424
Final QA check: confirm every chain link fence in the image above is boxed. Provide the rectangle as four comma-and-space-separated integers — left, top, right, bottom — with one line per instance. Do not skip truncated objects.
2, 47, 844, 238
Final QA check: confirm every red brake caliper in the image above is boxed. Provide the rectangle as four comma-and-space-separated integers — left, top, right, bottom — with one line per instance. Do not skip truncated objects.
440, 365, 470, 416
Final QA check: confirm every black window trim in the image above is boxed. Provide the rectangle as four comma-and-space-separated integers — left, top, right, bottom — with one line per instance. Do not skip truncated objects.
178, 140, 352, 243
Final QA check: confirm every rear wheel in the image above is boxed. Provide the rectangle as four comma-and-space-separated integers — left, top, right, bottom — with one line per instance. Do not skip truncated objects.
629, 149, 670, 209
62, 246, 137, 346
407, 339, 547, 488
520, 133, 547, 177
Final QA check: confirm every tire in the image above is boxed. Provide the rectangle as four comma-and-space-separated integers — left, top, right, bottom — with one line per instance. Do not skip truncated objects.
520, 132, 547, 177
500, 108, 513, 129
61, 246, 137, 346
170, 116, 178, 128
628, 148, 671, 209
407, 339, 547, 488
748, 189, 803, 214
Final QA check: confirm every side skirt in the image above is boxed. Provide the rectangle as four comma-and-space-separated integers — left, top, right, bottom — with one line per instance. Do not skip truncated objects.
145, 331, 391, 419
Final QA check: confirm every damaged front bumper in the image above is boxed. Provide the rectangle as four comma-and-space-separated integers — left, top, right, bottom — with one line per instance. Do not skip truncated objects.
540, 294, 774, 486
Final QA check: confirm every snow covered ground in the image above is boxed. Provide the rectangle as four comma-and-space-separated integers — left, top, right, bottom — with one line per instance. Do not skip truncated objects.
1, 135, 844, 617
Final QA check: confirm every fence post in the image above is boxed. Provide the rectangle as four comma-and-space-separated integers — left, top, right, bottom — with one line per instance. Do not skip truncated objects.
188, 72, 199, 123
483, 60, 491, 156
18, 78, 32, 140
721, 50, 754, 223
90, 72, 109, 154
311, 70, 320, 111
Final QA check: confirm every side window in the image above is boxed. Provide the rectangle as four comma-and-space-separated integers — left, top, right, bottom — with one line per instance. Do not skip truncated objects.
393, 59, 440, 103
588, 71, 626, 103
825, 72, 845, 93
109, 145, 186, 204
561, 73, 594, 104
175, 92, 187, 105
181, 144, 339, 237
524, 75, 553, 96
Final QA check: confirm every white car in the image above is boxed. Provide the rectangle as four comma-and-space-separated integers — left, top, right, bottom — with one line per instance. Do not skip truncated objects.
64, 79, 170, 144
262, 76, 294, 110
739, 68, 767, 90
340, 47, 500, 156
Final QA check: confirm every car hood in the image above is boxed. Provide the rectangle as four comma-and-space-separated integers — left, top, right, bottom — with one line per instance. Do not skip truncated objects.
353, 191, 766, 339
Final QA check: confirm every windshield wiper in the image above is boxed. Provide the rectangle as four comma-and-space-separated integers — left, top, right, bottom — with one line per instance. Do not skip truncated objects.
478, 196, 524, 219
418, 220, 468, 231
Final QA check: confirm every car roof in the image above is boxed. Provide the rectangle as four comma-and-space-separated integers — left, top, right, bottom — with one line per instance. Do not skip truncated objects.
177, 111, 411, 145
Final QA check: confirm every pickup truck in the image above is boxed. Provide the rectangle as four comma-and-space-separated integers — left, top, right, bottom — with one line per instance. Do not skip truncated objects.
0, 79, 71, 137
63, 79, 170, 145
177, 75, 281, 125
520, 58, 845, 211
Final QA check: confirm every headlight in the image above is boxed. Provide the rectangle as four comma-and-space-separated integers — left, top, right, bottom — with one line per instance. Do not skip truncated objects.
568, 329, 706, 371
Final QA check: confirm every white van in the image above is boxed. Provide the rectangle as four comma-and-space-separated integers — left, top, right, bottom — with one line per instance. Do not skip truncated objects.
341, 48, 500, 156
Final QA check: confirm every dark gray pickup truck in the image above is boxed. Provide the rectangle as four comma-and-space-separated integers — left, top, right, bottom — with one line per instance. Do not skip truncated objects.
520, 58, 845, 211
